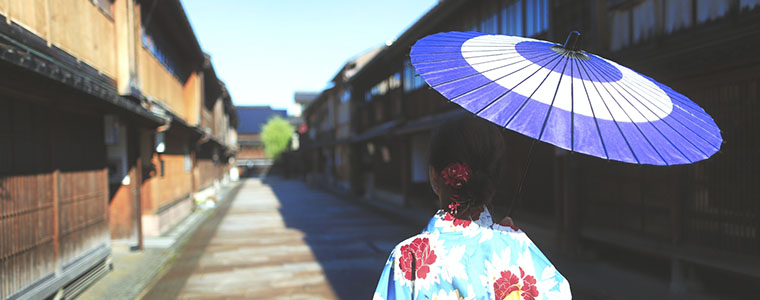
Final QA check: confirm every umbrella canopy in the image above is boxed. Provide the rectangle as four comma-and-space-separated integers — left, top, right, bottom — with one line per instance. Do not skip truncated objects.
410, 31, 722, 166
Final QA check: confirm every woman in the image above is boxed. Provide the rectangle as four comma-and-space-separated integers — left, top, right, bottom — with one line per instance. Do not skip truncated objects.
374, 117, 571, 300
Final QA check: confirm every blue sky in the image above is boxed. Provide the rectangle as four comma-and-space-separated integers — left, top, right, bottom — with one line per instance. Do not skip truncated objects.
181, 0, 437, 115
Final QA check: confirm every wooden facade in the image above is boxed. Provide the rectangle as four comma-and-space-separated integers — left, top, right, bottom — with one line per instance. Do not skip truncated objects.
0, 97, 110, 299
0, 0, 238, 298
300, 47, 383, 194
299, 0, 760, 296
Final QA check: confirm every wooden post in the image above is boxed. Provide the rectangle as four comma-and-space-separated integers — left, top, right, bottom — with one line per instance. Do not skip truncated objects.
670, 166, 688, 293
52, 169, 60, 274
135, 131, 144, 251
49, 109, 61, 275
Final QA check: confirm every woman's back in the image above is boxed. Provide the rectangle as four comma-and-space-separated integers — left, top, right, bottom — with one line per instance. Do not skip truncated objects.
374, 208, 571, 300
374, 117, 570, 299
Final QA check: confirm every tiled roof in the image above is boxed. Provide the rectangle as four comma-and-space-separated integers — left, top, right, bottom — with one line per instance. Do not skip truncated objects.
236, 106, 287, 134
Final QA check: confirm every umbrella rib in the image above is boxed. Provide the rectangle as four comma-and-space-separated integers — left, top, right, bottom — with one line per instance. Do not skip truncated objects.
419, 37, 514, 44
537, 56, 570, 140
447, 52, 560, 102
431, 51, 558, 96
588, 66, 714, 159
415, 48, 529, 55
577, 59, 640, 164
589, 63, 722, 149
412, 48, 543, 65
581, 61, 669, 165
593, 60, 716, 126
472, 53, 564, 118
592, 62, 719, 149
417, 50, 546, 76
573, 58, 609, 160
503, 54, 566, 128
416, 43, 521, 48
590, 55, 710, 119
427, 34, 520, 42
598, 61, 707, 112
585, 61, 694, 163
570, 57, 575, 152
589, 59, 719, 130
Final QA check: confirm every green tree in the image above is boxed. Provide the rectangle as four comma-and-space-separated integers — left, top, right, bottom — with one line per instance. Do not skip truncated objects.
260, 116, 294, 159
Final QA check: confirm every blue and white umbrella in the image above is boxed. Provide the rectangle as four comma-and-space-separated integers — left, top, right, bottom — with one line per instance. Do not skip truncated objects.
411, 31, 722, 165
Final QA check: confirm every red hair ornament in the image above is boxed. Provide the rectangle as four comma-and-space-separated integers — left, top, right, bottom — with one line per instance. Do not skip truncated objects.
441, 162, 472, 189
441, 162, 471, 215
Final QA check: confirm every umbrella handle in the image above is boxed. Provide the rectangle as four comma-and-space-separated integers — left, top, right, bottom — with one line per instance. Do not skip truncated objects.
563, 30, 582, 51
507, 139, 537, 217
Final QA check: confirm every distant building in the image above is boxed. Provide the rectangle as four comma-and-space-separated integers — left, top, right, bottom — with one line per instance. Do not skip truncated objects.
294, 91, 320, 116
236, 106, 288, 175
300, 47, 383, 194
290, 91, 319, 140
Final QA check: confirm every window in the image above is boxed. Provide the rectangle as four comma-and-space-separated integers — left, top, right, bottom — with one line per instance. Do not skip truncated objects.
610, 10, 631, 51
370, 80, 389, 98
697, 0, 730, 23
741, 0, 760, 9
403, 59, 427, 92
610, 0, 656, 51
92, 0, 114, 18
632, 0, 656, 44
142, 29, 182, 79
335, 147, 343, 167
525, 0, 549, 37
140, 5, 186, 80
340, 89, 351, 103
410, 133, 431, 182
389, 72, 401, 90
480, 5, 499, 34
614, 0, 741, 51
501, 1, 523, 36
664, 0, 692, 34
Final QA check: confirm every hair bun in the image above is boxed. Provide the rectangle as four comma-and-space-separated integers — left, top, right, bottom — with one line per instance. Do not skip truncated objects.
457, 169, 495, 211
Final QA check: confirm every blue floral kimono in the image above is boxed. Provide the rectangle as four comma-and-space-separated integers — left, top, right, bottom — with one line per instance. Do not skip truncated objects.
374, 208, 571, 300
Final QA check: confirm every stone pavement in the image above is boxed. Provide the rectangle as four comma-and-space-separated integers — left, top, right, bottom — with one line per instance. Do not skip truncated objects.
78, 176, 729, 300
76, 182, 242, 300
140, 177, 417, 300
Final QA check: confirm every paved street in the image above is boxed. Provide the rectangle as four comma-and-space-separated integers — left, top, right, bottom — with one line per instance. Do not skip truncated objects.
141, 177, 418, 300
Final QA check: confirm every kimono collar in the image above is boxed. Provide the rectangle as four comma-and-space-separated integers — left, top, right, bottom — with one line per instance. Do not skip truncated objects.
426, 206, 494, 233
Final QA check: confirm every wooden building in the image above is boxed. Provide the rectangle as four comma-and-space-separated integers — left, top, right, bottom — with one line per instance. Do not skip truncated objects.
302, 0, 760, 296
0, 0, 237, 299
236, 106, 287, 176
300, 47, 383, 195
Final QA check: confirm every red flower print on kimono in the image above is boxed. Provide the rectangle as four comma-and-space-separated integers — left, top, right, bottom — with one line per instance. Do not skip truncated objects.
443, 206, 485, 228
493, 267, 539, 300
399, 237, 438, 280
444, 212, 472, 228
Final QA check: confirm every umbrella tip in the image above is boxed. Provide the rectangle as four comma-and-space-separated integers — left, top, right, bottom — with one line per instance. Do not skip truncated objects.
563, 31, 582, 51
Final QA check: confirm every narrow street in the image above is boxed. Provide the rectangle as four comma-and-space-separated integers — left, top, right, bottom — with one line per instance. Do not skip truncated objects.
141, 177, 418, 300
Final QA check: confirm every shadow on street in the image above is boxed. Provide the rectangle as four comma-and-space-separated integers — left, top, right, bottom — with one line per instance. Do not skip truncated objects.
261, 176, 418, 299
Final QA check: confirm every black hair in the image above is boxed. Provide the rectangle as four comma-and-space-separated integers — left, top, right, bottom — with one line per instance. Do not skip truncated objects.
428, 116, 507, 216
